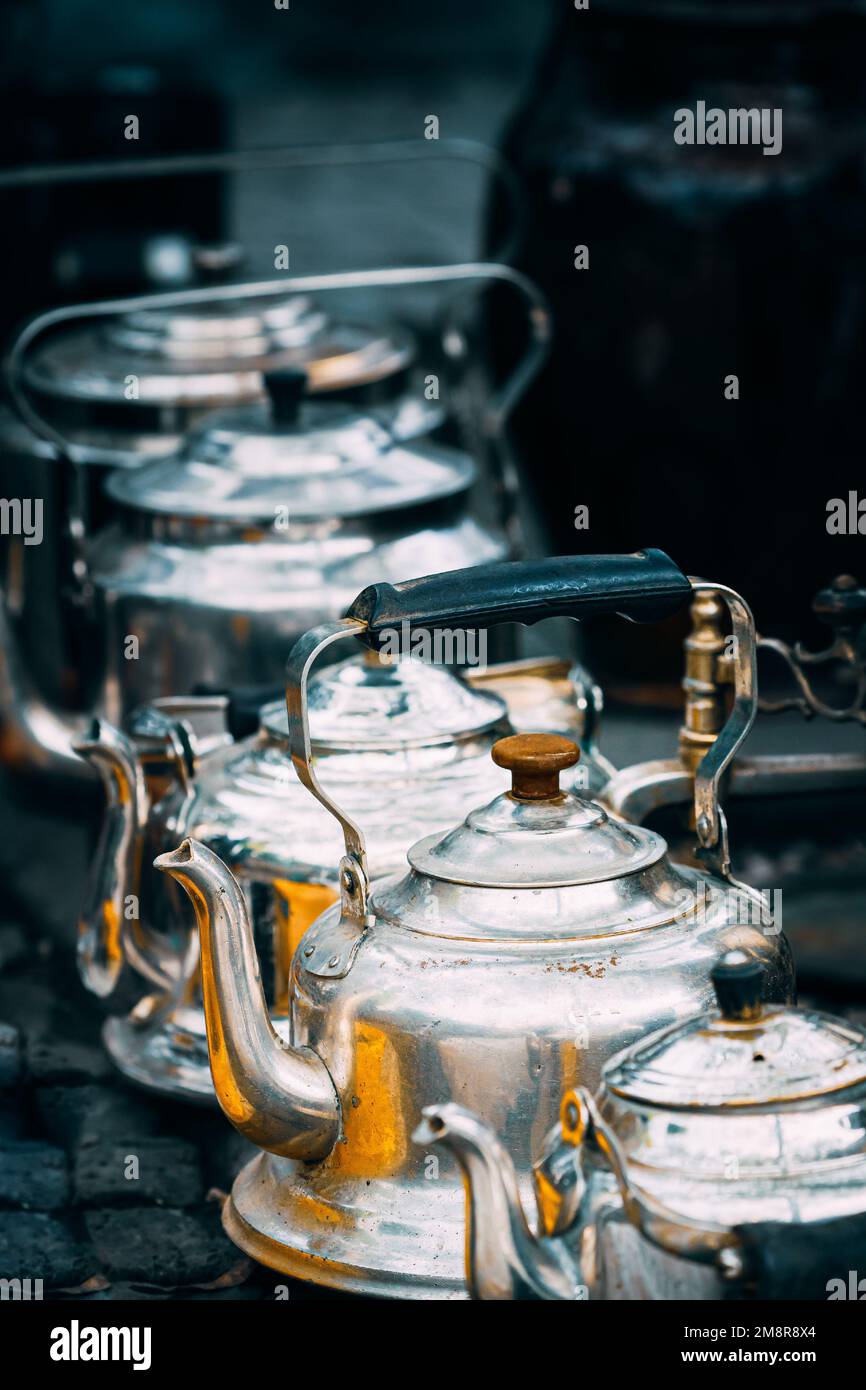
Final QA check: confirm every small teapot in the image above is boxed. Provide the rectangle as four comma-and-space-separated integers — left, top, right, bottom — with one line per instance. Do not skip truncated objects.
419, 951, 866, 1300
155, 551, 794, 1298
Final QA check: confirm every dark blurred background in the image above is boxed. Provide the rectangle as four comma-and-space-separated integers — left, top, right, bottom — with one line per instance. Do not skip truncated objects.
0, 0, 863, 1302
3, 0, 866, 665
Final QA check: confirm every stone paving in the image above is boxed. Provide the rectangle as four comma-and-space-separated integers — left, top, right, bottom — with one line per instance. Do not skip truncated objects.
0, 936, 349, 1301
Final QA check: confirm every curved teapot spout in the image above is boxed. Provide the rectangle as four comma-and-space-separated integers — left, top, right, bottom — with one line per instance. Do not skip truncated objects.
75, 719, 149, 998
0, 596, 92, 781
155, 839, 341, 1162
75, 718, 183, 999
414, 1104, 584, 1301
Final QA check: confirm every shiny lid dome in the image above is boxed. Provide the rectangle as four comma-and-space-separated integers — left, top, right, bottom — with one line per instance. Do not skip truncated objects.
103, 385, 471, 522
25, 294, 414, 407
407, 734, 665, 889
370, 734, 700, 944
605, 950, 866, 1110
261, 652, 508, 752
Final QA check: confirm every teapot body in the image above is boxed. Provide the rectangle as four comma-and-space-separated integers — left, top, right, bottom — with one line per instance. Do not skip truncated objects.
225, 862, 792, 1297
578, 1083, 866, 1299
88, 501, 504, 721
0, 293, 418, 716
427, 956, 866, 1301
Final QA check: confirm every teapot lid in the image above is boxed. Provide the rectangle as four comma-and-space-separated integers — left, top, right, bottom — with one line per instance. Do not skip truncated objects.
261, 652, 508, 751
605, 951, 866, 1110
25, 295, 413, 407
104, 377, 471, 521
408, 734, 665, 888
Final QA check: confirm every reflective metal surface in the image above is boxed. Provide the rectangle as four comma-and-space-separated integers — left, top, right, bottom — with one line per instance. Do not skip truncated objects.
1, 261, 549, 777
423, 953, 866, 1300
155, 568, 793, 1296
0, 283, 416, 727
84, 656, 604, 1104
24, 297, 413, 409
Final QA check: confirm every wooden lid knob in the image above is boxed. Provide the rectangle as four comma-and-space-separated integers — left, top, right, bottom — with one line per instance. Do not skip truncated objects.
492, 733, 580, 800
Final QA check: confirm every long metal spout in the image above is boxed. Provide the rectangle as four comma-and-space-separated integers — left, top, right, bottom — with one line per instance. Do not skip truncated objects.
74, 719, 148, 998
155, 839, 341, 1161
75, 718, 182, 999
414, 1104, 584, 1300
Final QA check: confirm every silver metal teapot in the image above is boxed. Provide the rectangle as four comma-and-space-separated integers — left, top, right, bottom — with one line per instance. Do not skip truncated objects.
420, 950, 866, 1301
154, 550, 794, 1298
0, 129, 528, 736
0, 281, 416, 725
0, 263, 547, 780
79, 647, 613, 1102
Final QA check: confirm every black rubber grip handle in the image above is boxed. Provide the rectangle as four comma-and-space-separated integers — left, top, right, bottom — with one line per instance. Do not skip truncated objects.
735, 1212, 866, 1300
345, 550, 692, 648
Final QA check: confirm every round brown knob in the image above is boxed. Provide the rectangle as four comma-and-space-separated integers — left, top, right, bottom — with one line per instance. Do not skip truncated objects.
492, 733, 580, 801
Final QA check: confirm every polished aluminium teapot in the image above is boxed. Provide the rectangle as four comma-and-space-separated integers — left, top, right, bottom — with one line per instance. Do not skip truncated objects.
420, 950, 866, 1301
155, 550, 794, 1299
0, 281, 415, 726
0, 132, 526, 733
78, 651, 609, 1102
0, 263, 547, 780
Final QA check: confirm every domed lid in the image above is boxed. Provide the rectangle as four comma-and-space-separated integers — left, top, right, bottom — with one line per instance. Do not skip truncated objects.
261, 652, 508, 752
103, 373, 471, 521
605, 951, 866, 1110
407, 734, 666, 889
24, 294, 414, 407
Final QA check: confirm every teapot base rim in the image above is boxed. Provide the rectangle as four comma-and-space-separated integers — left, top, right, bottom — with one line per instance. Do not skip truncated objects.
224, 1152, 469, 1300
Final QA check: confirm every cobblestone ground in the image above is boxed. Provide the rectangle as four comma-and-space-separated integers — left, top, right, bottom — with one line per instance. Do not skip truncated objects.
0, 934, 352, 1302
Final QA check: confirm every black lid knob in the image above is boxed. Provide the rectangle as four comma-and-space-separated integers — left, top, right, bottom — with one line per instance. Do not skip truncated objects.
192, 682, 283, 740
264, 367, 308, 426
711, 950, 764, 1022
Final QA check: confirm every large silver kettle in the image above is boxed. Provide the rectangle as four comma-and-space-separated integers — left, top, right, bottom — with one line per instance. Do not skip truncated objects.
420, 950, 866, 1301
155, 550, 794, 1299
0, 263, 547, 780
0, 281, 416, 725
0, 132, 528, 733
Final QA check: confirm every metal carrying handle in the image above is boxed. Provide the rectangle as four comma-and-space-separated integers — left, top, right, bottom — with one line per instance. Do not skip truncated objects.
285, 556, 758, 964
0, 136, 526, 264
689, 582, 758, 881
285, 552, 695, 969
4, 260, 551, 467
